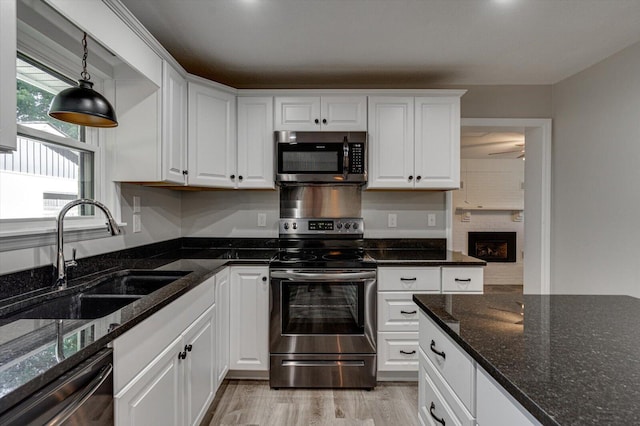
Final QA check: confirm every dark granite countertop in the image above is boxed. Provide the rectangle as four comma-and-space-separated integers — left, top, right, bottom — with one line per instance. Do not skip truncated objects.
0, 247, 274, 415
413, 293, 640, 426
0, 237, 482, 415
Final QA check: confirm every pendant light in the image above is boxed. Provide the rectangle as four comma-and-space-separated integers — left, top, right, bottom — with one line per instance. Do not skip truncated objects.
48, 33, 118, 127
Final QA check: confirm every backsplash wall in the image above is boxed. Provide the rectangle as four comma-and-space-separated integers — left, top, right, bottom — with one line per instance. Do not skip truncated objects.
181, 189, 447, 238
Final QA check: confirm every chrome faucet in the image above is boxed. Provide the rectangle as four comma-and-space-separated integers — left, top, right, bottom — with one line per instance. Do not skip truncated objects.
54, 198, 122, 289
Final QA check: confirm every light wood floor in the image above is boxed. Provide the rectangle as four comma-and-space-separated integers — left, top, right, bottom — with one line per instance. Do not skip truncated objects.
203, 380, 419, 426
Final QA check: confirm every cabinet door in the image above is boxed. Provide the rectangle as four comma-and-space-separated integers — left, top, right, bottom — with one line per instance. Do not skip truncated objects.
477, 368, 539, 426
215, 268, 230, 386
414, 97, 460, 189
229, 266, 269, 371
162, 61, 187, 184
0, 0, 16, 152
183, 306, 216, 426
274, 96, 321, 131
115, 336, 183, 426
237, 97, 274, 188
320, 96, 367, 131
188, 83, 236, 187
367, 97, 415, 188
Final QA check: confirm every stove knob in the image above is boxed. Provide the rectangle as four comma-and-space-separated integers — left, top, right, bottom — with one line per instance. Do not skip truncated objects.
292, 222, 297, 230
344, 223, 351, 230
283, 223, 289, 230
336, 223, 343, 229
353, 223, 359, 230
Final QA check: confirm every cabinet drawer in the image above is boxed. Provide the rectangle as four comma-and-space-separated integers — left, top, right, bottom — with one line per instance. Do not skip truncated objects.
441, 267, 483, 293
378, 332, 419, 371
419, 312, 474, 412
378, 267, 440, 291
378, 292, 422, 332
419, 349, 474, 426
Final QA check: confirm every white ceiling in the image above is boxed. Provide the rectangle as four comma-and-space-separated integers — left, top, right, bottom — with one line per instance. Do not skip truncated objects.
461, 127, 525, 159
119, 0, 640, 88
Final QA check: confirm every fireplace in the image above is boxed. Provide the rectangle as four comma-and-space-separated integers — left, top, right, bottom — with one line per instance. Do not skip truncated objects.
468, 232, 517, 263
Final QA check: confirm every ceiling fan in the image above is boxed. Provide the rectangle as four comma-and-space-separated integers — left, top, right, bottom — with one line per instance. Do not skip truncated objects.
488, 143, 525, 159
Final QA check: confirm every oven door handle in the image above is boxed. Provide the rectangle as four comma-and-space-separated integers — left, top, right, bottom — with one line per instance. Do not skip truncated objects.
270, 270, 376, 281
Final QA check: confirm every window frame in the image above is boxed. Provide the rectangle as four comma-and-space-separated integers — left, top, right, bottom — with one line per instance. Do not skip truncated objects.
0, 19, 117, 252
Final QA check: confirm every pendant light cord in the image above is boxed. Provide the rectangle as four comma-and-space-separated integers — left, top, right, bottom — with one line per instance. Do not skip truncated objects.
81, 32, 91, 82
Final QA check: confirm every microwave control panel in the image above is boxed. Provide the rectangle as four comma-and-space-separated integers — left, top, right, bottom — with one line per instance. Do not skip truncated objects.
349, 143, 365, 174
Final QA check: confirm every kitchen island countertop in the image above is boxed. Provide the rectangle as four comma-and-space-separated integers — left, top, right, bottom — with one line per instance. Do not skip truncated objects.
413, 293, 640, 426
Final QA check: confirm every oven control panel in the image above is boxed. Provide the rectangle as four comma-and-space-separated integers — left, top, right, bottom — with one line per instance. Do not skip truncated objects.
279, 218, 364, 236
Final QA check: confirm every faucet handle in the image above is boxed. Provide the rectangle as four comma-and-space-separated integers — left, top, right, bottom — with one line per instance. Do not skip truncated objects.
65, 248, 78, 268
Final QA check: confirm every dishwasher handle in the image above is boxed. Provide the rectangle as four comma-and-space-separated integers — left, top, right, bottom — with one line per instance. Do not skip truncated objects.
46, 363, 113, 426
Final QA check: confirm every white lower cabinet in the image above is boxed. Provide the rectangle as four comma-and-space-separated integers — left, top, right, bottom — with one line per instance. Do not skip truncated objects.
229, 266, 269, 371
215, 267, 230, 386
377, 266, 482, 375
418, 311, 541, 426
114, 276, 217, 426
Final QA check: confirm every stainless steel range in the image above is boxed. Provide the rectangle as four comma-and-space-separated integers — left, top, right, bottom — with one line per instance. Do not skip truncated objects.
269, 217, 377, 389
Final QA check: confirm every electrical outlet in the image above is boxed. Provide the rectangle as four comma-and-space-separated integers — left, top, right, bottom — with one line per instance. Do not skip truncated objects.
388, 213, 397, 228
133, 196, 141, 213
133, 214, 141, 233
257, 213, 267, 227
427, 213, 436, 227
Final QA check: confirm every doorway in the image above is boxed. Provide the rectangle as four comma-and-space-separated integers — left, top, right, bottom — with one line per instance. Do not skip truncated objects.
447, 118, 551, 294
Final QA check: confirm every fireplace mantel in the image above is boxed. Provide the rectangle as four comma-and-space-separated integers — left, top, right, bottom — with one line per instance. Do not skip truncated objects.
455, 206, 524, 222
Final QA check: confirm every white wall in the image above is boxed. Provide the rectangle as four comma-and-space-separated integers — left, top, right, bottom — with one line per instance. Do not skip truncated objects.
551, 41, 640, 297
0, 183, 182, 274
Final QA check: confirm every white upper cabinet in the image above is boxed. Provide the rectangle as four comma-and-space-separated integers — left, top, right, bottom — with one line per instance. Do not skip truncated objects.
367, 97, 415, 188
162, 61, 188, 184
236, 97, 274, 189
0, 0, 17, 152
188, 81, 236, 187
368, 93, 462, 190
275, 96, 367, 131
414, 97, 460, 189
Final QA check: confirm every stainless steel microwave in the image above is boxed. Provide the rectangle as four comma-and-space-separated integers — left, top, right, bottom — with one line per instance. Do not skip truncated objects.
275, 131, 367, 184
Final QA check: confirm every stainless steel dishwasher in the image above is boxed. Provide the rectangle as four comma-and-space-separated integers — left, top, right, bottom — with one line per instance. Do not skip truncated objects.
0, 348, 113, 425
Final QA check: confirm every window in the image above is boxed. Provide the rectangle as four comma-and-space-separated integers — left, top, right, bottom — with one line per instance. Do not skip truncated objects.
0, 55, 96, 220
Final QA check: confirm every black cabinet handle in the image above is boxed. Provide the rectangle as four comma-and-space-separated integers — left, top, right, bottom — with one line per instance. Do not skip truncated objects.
182, 170, 188, 176
430, 340, 446, 360
408, 175, 414, 181
238, 175, 243, 181
178, 351, 187, 360
400, 310, 417, 315
399, 350, 416, 355
314, 119, 320, 124
262, 276, 267, 282
400, 277, 417, 282
429, 402, 446, 426
322, 118, 327, 124
416, 175, 422, 181
454, 278, 471, 282
230, 174, 235, 180
185, 344, 192, 352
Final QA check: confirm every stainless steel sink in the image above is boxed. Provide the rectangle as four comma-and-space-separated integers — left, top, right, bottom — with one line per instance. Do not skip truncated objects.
1, 270, 190, 321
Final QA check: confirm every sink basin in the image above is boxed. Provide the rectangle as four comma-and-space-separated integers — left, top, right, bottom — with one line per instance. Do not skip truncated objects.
5, 294, 142, 320
0, 270, 191, 322
83, 270, 190, 296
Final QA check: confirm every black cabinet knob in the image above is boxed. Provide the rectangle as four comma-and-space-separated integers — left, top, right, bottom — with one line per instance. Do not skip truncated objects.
416, 176, 422, 181
314, 119, 320, 124
322, 118, 327, 124
185, 344, 192, 352
230, 174, 235, 180
238, 175, 243, 181
262, 276, 267, 282
408, 175, 414, 181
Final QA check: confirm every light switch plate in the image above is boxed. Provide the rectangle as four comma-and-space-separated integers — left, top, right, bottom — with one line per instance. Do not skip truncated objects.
257, 213, 267, 227
427, 213, 436, 227
388, 213, 397, 228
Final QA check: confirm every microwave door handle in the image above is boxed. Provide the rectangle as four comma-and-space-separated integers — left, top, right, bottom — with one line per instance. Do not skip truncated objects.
343, 139, 349, 177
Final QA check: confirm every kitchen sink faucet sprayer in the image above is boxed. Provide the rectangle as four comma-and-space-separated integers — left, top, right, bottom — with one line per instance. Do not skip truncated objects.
54, 198, 122, 290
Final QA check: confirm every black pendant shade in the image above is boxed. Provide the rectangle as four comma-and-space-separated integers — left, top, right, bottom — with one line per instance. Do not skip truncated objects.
49, 79, 118, 128
48, 32, 118, 128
